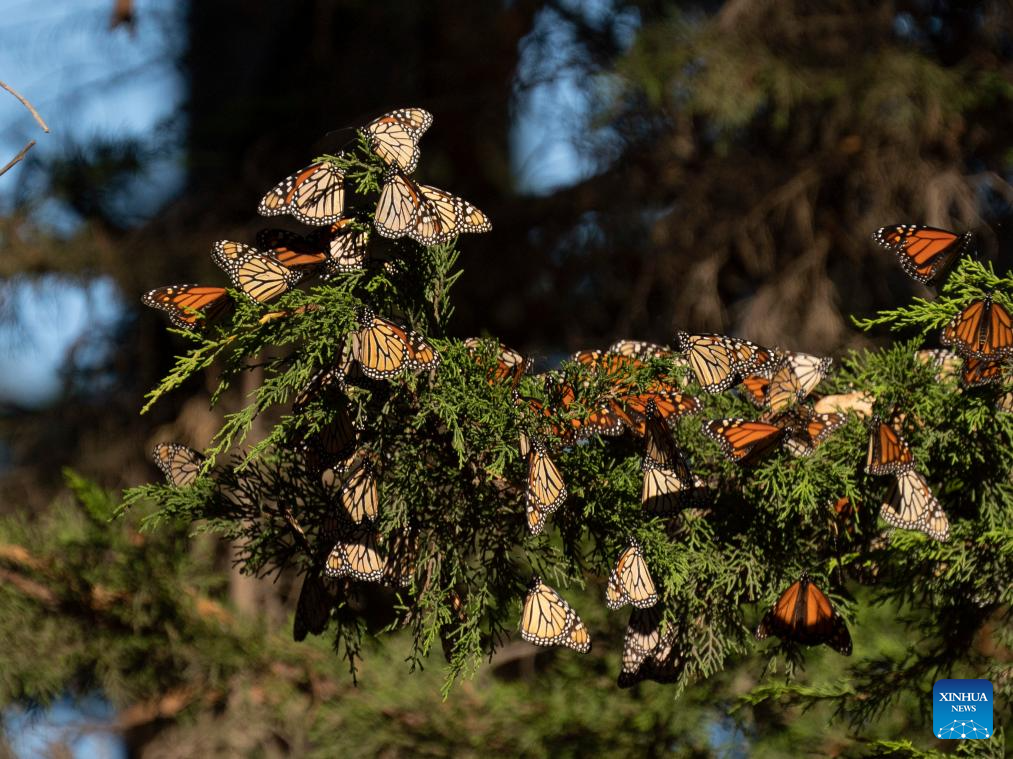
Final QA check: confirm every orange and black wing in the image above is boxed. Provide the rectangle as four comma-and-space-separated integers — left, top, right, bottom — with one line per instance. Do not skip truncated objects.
374, 169, 424, 240
525, 441, 567, 535
256, 228, 328, 269
321, 218, 370, 275
703, 418, 785, 465
520, 576, 591, 653
341, 459, 378, 524
152, 443, 205, 487
873, 224, 971, 286
605, 541, 658, 610
324, 526, 386, 582
783, 407, 846, 457
880, 469, 949, 542
942, 296, 1013, 361
349, 307, 413, 379
213, 240, 302, 304
257, 162, 345, 226
960, 356, 1003, 387
619, 384, 700, 436
755, 573, 851, 655
865, 418, 914, 475
362, 107, 433, 173
142, 284, 231, 330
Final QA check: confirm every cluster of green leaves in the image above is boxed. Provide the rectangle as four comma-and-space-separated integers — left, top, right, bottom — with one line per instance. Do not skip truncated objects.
121, 135, 1010, 753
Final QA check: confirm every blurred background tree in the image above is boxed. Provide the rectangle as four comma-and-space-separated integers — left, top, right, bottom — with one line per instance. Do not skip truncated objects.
0, 0, 1010, 756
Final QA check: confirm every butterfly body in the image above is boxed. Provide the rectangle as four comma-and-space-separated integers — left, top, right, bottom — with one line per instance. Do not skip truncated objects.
142, 284, 230, 330
525, 440, 567, 535
755, 572, 852, 655
880, 469, 950, 541
362, 107, 433, 173
606, 541, 658, 610
873, 224, 972, 286
258, 162, 345, 226
520, 576, 591, 652
152, 443, 205, 486
349, 307, 440, 380
865, 418, 914, 475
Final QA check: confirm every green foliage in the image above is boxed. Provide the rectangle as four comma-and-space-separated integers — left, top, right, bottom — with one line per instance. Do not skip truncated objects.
114, 129, 1012, 755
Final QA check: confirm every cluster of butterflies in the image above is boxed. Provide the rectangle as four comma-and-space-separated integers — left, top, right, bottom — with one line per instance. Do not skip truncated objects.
510, 222, 1007, 680
874, 224, 1013, 397
145, 108, 494, 635
145, 179, 1000, 685
505, 333, 860, 682
142, 107, 490, 330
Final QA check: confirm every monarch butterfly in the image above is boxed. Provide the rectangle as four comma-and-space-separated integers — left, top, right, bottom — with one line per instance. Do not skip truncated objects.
960, 356, 1004, 388
703, 418, 786, 465
323, 217, 371, 275
572, 349, 644, 378
941, 296, 1013, 361
618, 606, 683, 687
742, 352, 832, 412
675, 332, 777, 393
362, 107, 433, 173
349, 306, 440, 379
374, 169, 491, 245
880, 469, 950, 542
781, 406, 847, 457
542, 375, 628, 439
643, 399, 687, 470
515, 392, 573, 445
617, 383, 701, 436
142, 284, 231, 331
255, 228, 329, 270
292, 570, 332, 641
606, 540, 658, 610
865, 417, 914, 475
340, 459, 378, 524
755, 572, 852, 655
607, 339, 675, 360
258, 161, 345, 226
464, 337, 531, 387
519, 576, 591, 653
830, 496, 858, 540
873, 224, 972, 286
324, 526, 386, 582
525, 440, 567, 535
152, 443, 205, 487
412, 180, 491, 245
212, 241, 302, 304
641, 459, 708, 514
382, 529, 417, 588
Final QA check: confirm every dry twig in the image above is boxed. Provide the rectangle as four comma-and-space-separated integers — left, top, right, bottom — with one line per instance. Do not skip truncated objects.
0, 79, 50, 178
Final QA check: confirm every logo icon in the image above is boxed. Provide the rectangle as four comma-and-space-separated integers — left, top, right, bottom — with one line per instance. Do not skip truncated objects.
934, 679, 993, 739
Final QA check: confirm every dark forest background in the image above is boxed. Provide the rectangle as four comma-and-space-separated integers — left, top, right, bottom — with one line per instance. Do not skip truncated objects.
1, 1, 1011, 755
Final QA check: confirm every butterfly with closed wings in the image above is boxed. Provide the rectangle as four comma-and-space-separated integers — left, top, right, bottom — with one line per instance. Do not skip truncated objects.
349, 306, 441, 380
519, 576, 591, 653
152, 443, 206, 487
258, 161, 345, 226
605, 540, 658, 610
362, 107, 433, 174
880, 469, 950, 542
